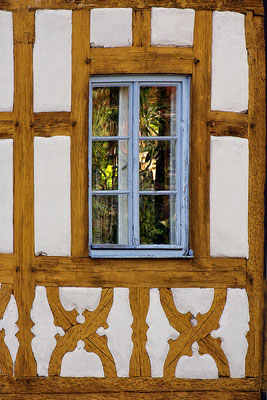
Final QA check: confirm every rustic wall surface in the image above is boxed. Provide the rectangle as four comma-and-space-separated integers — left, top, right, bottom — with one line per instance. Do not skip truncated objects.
0, 1, 264, 398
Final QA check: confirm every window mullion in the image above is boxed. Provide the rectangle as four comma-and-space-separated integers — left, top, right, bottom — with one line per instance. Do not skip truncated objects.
132, 82, 139, 247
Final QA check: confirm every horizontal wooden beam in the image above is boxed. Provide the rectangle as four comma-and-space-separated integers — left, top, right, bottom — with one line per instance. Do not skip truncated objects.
208, 111, 248, 139
34, 112, 71, 137
34, 256, 246, 288
90, 47, 194, 75
20, 1, 264, 15
0, 254, 14, 284
0, 377, 260, 394
0, 113, 13, 137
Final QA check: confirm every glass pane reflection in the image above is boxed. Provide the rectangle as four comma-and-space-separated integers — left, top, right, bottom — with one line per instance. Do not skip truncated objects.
92, 141, 128, 191
140, 195, 176, 245
139, 86, 176, 137
92, 87, 129, 137
139, 140, 176, 191
92, 195, 128, 245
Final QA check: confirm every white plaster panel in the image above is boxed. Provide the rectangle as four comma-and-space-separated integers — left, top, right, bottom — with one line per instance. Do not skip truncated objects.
34, 10, 72, 112
151, 8, 195, 47
31, 286, 64, 376
0, 139, 13, 253
61, 340, 104, 377
146, 288, 179, 377
34, 137, 71, 256
210, 136, 248, 257
0, 293, 19, 367
175, 342, 218, 379
211, 11, 248, 112
211, 288, 249, 378
0, 12, 13, 111
171, 288, 214, 317
90, 8, 132, 47
97, 288, 133, 377
59, 287, 102, 316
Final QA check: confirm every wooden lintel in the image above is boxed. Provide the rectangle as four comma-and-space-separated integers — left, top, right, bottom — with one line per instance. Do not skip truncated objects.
0, 254, 14, 284
90, 47, 194, 75
0, 113, 14, 137
34, 256, 246, 288
34, 112, 71, 137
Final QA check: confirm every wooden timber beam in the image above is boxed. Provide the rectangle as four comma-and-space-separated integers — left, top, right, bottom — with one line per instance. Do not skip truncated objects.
0, 376, 261, 393
3, 0, 261, 15
208, 111, 249, 138
33, 256, 247, 288
90, 47, 194, 75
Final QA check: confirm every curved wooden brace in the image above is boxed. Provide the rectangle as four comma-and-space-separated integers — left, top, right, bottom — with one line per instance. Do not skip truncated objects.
84, 335, 117, 377
0, 330, 13, 375
160, 288, 229, 377
46, 287, 78, 330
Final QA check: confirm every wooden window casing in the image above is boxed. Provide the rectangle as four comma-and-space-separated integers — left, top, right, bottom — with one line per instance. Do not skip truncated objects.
0, 1, 265, 398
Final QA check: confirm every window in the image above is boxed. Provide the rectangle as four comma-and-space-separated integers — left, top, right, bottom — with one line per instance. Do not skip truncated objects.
89, 75, 191, 258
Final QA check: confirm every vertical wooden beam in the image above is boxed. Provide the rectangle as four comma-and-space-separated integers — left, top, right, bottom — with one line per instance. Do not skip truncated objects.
13, 9, 36, 375
132, 8, 151, 47
245, 12, 266, 378
71, 9, 90, 257
129, 288, 151, 376
190, 11, 212, 257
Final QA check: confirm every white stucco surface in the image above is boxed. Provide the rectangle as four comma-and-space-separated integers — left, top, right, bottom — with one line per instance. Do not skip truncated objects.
211, 11, 248, 112
61, 340, 104, 377
0, 12, 13, 111
210, 136, 248, 257
0, 293, 19, 368
151, 8, 195, 47
211, 289, 249, 378
31, 286, 64, 376
34, 10, 72, 112
0, 139, 13, 253
98, 288, 133, 377
175, 341, 218, 379
34, 137, 71, 256
90, 8, 132, 47
146, 289, 179, 377
171, 288, 214, 317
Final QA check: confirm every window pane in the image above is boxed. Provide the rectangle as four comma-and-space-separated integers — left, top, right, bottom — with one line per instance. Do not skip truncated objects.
139, 86, 176, 137
92, 195, 128, 244
139, 140, 176, 191
92, 140, 128, 191
140, 195, 176, 245
92, 87, 129, 137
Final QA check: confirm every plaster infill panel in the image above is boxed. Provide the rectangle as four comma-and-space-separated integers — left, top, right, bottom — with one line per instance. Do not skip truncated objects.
34, 10, 72, 112
34, 137, 71, 256
211, 11, 248, 112
90, 8, 132, 48
210, 136, 248, 257
0, 139, 13, 253
151, 8, 195, 47
0, 11, 13, 112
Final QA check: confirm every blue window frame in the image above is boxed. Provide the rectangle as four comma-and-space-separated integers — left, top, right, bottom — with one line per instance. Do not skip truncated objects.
89, 75, 191, 258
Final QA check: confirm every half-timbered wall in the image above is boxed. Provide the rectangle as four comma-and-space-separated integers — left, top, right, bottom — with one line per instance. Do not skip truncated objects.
0, 1, 265, 399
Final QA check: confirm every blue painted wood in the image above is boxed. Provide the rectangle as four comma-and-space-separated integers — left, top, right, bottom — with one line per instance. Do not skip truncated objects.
88, 75, 191, 258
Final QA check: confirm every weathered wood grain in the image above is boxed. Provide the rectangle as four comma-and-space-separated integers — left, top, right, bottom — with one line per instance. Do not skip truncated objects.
0, 113, 13, 136
0, 285, 13, 375
245, 12, 266, 378
132, 8, 151, 47
0, 376, 261, 393
208, 111, 248, 138
0, 254, 14, 284
71, 9, 90, 257
34, 256, 246, 288
190, 11, 212, 257
34, 112, 71, 136
13, 9, 36, 376
23, 0, 264, 15
129, 288, 151, 376
0, 393, 261, 400
90, 47, 193, 75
